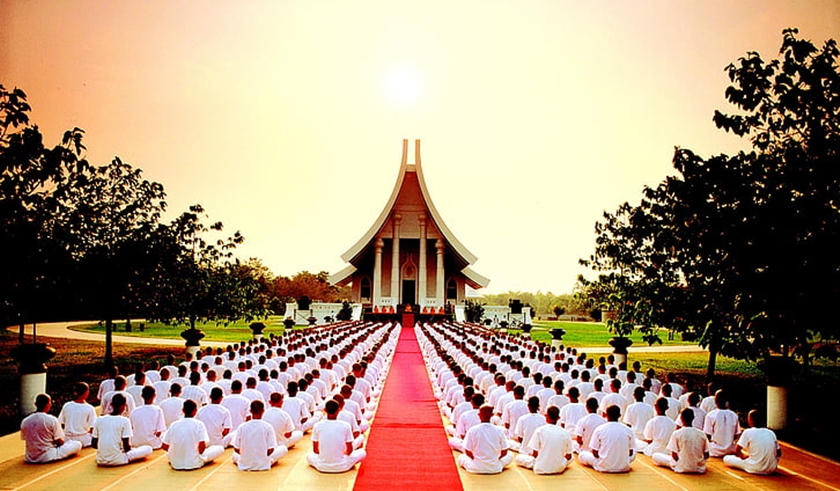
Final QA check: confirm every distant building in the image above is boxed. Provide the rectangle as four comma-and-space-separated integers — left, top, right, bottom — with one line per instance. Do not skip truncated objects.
330, 139, 489, 317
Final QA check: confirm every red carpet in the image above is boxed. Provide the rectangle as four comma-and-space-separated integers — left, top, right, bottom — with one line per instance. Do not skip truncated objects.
353, 326, 463, 491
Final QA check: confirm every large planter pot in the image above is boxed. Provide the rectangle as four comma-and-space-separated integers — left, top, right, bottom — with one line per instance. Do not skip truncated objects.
250, 322, 266, 341
11, 343, 56, 416
608, 336, 633, 367
760, 356, 797, 430
307, 316, 317, 327
283, 317, 295, 330
180, 328, 205, 357
549, 328, 566, 350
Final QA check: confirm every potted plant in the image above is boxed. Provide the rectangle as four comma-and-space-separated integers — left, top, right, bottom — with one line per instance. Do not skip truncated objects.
307, 316, 317, 327
283, 317, 295, 330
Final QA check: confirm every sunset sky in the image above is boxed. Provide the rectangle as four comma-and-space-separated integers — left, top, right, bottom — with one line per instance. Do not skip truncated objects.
2, 1, 838, 295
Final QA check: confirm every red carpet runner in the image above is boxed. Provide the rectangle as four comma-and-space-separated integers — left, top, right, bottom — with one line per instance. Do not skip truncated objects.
353, 326, 463, 491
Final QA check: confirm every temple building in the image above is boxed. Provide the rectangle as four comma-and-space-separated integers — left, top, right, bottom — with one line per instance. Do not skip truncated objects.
330, 139, 489, 318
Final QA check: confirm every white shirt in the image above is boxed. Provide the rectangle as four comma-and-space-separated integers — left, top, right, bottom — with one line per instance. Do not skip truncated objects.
129, 405, 166, 448
643, 415, 675, 456
92, 414, 132, 465
527, 424, 573, 474
311, 419, 354, 471
734, 427, 780, 474
575, 413, 606, 451
667, 426, 709, 473
623, 401, 655, 440
20, 412, 65, 463
462, 422, 508, 474
221, 393, 251, 429
163, 417, 209, 470
196, 404, 232, 446
58, 401, 96, 436
159, 396, 185, 428
704, 409, 740, 456
233, 419, 278, 471
588, 421, 635, 473
263, 407, 296, 442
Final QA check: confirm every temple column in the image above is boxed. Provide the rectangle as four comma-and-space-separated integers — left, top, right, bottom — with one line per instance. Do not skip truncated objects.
391, 214, 402, 305
373, 238, 384, 307
435, 239, 445, 306
418, 215, 427, 309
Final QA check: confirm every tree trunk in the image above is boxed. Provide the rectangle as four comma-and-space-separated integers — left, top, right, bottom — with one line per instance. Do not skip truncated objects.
105, 318, 114, 368
706, 347, 717, 379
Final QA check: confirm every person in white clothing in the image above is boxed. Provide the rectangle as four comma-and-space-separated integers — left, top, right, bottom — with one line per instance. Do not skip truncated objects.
58, 382, 96, 447
307, 399, 366, 473
162, 399, 225, 470
515, 405, 573, 474
21, 394, 83, 463
196, 388, 233, 447
574, 398, 606, 453
723, 410, 781, 475
558, 387, 587, 430
100, 376, 136, 417
640, 397, 676, 456
623, 386, 655, 441
129, 386, 166, 449
456, 405, 514, 474
653, 408, 709, 473
159, 383, 185, 428
448, 394, 484, 453
510, 397, 545, 454
92, 394, 153, 466
578, 405, 636, 473
232, 399, 287, 471
703, 390, 740, 457
263, 392, 303, 449
220, 380, 251, 430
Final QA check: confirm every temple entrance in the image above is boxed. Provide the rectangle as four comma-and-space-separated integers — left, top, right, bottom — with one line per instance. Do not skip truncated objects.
402, 279, 416, 305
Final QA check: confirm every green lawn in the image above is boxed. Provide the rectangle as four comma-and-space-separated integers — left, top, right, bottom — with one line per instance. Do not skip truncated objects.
70, 316, 292, 344
525, 320, 696, 347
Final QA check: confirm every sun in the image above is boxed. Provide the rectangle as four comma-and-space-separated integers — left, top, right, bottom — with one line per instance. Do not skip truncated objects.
383, 63, 422, 107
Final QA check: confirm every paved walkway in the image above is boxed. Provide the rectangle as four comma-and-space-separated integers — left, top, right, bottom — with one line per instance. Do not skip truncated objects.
2, 322, 838, 491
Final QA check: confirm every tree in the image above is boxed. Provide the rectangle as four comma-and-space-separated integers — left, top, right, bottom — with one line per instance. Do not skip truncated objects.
580, 29, 840, 377
61, 157, 167, 367
269, 271, 348, 308
150, 205, 249, 339
0, 85, 88, 333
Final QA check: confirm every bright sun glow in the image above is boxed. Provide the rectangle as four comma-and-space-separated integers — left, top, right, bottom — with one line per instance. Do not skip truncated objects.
383, 64, 422, 107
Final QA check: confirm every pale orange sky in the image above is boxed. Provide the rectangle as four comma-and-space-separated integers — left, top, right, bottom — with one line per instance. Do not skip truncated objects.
1, 1, 838, 294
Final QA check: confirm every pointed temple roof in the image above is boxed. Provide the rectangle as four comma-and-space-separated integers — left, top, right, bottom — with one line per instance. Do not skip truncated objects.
330, 139, 489, 289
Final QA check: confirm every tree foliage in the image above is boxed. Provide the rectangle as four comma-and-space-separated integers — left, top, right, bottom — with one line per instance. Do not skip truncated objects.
580, 29, 840, 375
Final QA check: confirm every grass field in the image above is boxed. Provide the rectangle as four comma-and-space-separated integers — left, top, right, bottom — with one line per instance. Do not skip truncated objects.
70, 316, 292, 344
526, 320, 696, 347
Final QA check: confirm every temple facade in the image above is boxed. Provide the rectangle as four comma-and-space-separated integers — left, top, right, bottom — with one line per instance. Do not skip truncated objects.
330, 139, 489, 314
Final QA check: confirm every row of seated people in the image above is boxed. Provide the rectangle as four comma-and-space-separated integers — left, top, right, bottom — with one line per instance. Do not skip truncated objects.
20, 321, 401, 474
416, 321, 780, 476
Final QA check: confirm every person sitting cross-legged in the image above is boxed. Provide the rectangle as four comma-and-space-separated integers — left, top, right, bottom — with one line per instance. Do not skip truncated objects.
652, 407, 710, 473
58, 382, 96, 448
578, 404, 636, 473
723, 409, 781, 475
92, 393, 153, 466
21, 394, 83, 464
457, 404, 514, 474
162, 399, 225, 470
515, 405, 573, 475
232, 399, 288, 471
307, 399, 367, 473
